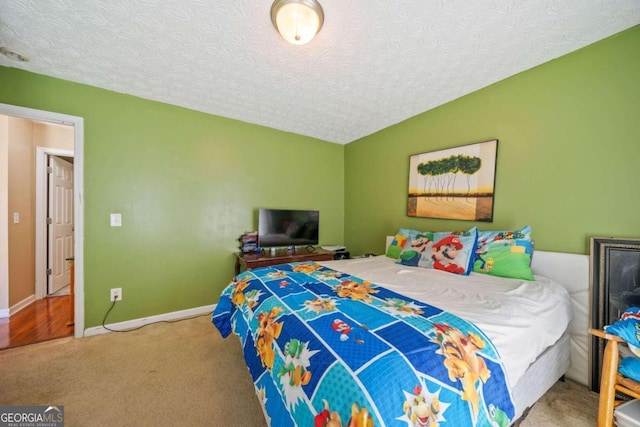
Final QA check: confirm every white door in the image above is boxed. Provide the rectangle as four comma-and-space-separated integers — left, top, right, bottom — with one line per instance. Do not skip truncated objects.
48, 155, 74, 294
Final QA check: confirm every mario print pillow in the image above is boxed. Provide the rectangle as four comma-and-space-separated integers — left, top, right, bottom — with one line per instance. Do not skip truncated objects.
396, 227, 478, 275
473, 226, 534, 280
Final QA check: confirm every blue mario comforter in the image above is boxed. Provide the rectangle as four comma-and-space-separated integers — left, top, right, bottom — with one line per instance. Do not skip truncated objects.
212, 261, 514, 427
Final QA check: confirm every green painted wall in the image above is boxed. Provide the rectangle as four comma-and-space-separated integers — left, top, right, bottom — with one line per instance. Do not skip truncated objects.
2, 25, 639, 328
0, 68, 344, 327
345, 26, 640, 256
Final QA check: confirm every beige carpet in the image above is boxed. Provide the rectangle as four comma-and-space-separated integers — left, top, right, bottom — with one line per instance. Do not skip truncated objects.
0, 316, 598, 426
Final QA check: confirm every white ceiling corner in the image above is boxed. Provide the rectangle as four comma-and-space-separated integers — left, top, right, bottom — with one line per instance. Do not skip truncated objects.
0, 0, 638, 144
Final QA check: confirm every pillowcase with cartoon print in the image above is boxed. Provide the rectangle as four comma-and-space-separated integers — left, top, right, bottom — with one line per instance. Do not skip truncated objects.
395, 227, 478, 276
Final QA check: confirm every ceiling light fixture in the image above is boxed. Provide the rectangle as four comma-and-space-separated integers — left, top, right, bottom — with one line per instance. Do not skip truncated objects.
0, 47, 29, 62
271, 0, 324, 46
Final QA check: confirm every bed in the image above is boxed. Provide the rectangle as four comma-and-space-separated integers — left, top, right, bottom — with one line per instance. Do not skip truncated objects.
212, 238, 582, 427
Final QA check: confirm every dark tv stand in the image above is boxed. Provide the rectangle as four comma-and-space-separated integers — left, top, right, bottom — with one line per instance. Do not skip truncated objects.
234, 248, 334, 275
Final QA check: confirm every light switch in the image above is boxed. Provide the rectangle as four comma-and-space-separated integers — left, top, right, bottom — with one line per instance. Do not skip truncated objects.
13, 212, 19, 224
110, 213, 122, 227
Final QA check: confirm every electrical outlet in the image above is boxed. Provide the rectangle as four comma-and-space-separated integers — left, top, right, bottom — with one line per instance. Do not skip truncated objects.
110, 288, 122, 302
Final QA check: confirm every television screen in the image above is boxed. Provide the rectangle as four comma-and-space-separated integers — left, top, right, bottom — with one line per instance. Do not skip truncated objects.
258, 209, 319, 248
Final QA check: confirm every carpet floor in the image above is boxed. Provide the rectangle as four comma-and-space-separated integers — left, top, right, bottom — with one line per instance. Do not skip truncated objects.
0, 315, 598, 426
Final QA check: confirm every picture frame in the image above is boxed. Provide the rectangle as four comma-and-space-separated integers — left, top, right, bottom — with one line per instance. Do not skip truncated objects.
589, 236, 640, 392
407, 139, 498, 221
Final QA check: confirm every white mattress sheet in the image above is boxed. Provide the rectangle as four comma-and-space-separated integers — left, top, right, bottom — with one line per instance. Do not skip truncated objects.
319, 255, 573, 388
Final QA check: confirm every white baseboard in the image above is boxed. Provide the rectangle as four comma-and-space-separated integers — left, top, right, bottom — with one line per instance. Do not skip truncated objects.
0, 308, 9, 318
83, 303, 217, 337
8, 294, 36, 316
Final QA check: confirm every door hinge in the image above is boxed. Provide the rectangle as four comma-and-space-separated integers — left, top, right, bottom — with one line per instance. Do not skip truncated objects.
46, 166, 53, 173
46, 268, 52, 276
47, 217, 53, 224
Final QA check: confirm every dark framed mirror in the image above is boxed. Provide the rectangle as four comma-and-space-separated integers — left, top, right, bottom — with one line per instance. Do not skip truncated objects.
590, 237, 640, 392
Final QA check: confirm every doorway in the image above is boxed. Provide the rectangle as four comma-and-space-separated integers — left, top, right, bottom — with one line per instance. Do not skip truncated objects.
0, 103, 84, 347
35, 148, 75, 301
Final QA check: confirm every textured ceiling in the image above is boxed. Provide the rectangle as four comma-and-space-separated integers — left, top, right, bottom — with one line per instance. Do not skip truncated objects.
0, 1, 639, 144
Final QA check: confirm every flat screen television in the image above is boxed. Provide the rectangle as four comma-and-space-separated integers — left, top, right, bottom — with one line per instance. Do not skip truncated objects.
258, 208, 319, 248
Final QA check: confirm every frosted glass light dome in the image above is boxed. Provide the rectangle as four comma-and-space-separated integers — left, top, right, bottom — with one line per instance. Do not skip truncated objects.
271, 0, 324, 45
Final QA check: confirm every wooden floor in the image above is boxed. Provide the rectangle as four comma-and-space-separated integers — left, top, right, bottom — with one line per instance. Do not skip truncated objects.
0, 295, 74, 350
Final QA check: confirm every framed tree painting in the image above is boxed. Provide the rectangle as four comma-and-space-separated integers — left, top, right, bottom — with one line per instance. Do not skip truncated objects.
407, 139, 498, 221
